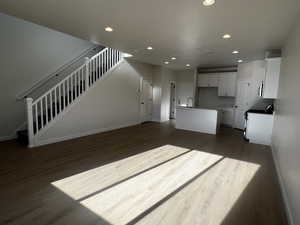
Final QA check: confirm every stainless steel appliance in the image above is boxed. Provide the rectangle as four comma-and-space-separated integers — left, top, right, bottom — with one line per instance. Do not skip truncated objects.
243, 104, 274, 140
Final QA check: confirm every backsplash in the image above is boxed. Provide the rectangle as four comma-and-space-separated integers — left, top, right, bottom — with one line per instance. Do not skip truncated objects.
251, 98, 274, 110
196, 87, 235, 109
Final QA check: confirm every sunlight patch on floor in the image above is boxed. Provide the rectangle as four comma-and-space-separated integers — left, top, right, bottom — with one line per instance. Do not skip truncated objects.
52, 144, 260, 225
134, 157, 261, 225
51, 145, 190, 200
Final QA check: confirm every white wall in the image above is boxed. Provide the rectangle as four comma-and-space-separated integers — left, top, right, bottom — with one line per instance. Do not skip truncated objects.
36, 60, 155, 145
152, 66, 163, 122
197, 87, 235, 108
151, 67, 176, 122
175, 70, 195, 106
0, 13, 94, 141
272, 16, 300, 225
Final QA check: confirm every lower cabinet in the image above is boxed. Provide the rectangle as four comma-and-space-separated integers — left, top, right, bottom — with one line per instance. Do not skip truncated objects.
246, 113, 274, 146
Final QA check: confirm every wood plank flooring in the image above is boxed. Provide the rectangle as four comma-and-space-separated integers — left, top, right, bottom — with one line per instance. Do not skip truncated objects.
0, 122, 288, 225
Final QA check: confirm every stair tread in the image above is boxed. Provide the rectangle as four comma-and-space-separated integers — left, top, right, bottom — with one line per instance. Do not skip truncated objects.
17, 129, 29, 146
17, 129, 28, 135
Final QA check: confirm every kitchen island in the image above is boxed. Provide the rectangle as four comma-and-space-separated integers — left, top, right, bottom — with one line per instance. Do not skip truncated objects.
175, 107, 219, 135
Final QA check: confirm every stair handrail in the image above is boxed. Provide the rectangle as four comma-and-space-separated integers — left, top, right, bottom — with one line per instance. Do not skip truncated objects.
17, 45, 101, 101
32, 63, 86, 105
31, 47, 108, 105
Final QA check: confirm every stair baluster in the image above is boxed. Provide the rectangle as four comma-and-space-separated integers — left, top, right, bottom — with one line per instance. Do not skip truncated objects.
22, 48, 123, 147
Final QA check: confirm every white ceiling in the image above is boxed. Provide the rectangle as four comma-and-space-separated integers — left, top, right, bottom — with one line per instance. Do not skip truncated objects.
1, 0, 300, 69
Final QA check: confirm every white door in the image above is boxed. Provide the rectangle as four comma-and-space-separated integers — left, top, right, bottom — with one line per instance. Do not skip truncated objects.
234, 81, 251, 129
140, 80, 153, 123
170, 82, 176, 119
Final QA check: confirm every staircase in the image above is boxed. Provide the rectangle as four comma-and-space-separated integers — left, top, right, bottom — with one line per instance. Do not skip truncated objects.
19, 47, 123, 147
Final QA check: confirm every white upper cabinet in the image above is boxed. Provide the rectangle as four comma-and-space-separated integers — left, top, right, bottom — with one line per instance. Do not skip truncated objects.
263, 58, 281, 99
197, 72, 237, 97
218, 72, 237, 97
197, 73, 219, 87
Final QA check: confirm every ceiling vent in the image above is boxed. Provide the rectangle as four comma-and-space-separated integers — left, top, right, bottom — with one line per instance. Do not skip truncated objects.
265, 49, 281, 59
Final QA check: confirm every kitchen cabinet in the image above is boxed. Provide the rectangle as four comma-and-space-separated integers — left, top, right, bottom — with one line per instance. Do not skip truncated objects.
176, 107, 218, 135
218, 73, 237, 97
219, 108, 234, 127
197, 73, 219, 87
262, 58, 281, 99
246, 113, 274, 145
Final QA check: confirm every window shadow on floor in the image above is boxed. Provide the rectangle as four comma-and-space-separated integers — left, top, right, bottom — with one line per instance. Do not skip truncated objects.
220, 167, 288, 225
0, 122, 284, 225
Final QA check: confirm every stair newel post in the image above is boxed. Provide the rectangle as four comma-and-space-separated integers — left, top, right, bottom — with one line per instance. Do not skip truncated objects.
26, 98, 34, 147
84, 57, 90, 90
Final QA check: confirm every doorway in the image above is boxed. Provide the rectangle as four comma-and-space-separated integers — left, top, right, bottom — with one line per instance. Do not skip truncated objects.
140, 79, 153, 123
169, 82, 176, 119
234, 81, 251, 129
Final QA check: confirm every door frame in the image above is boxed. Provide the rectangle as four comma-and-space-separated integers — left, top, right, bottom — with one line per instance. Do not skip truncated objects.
169, 81, 176, 119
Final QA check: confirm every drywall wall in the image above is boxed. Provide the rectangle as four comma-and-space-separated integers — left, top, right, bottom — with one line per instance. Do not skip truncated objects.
151, 67, 176, 122
197, 87, 235, 109
36, 60, 155, 145
272, 16, 300, 225
152, 66, 163, 122
0, 13, 94, 141
175, 70, 195, 106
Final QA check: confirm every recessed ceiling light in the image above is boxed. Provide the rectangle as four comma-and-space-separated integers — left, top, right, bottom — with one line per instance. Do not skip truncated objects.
147, 46, 153, 50
186, 64, 191, 67
238, 59, 243, 63
171, 57, 176, 60
123, 53, 133, 58
222, 34, 231, 39
105, 27, 114, 32
203, 0, 215, 6
232, 50, 239, 54
164, 61, 169, 65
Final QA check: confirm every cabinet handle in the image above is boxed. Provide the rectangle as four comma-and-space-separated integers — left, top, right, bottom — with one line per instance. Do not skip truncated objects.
258, 81, 264, 97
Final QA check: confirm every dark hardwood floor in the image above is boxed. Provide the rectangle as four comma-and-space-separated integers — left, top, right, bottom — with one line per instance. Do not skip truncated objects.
0, 122, 288, 225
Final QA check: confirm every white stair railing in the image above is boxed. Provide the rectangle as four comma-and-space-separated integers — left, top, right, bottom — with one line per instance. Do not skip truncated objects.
25, 47, 123, 147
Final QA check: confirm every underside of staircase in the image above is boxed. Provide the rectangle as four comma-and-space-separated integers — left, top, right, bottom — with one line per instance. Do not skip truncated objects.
17, 48, 123, 147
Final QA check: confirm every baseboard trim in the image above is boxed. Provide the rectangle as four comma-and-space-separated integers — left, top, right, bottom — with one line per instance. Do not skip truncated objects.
0, 134, 16, 142
151, 119, 162, 123
33, 121, 140, 148
0, 122, 27, 143
271, 144, 294, 225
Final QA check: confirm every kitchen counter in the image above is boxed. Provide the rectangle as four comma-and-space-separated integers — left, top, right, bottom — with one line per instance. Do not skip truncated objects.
176, 107, 218, 135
